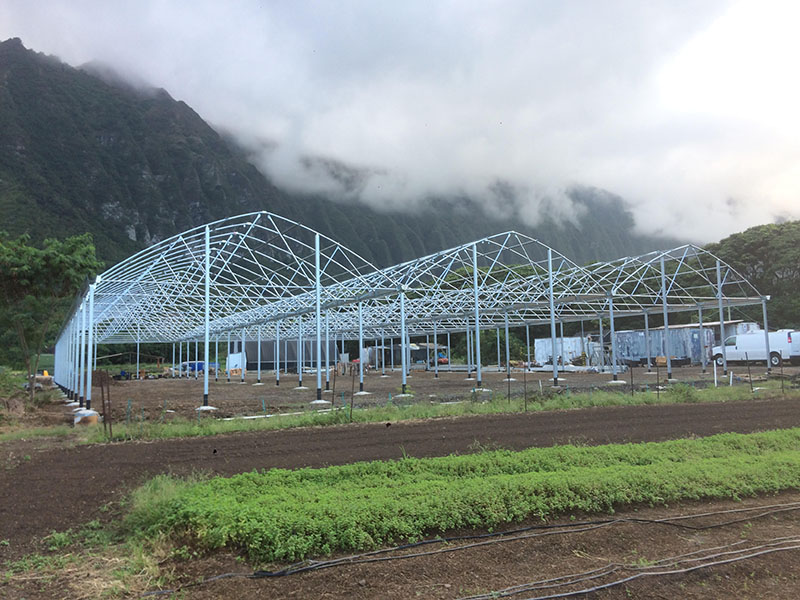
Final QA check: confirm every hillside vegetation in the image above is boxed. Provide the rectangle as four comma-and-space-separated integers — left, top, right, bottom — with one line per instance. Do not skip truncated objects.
0, 37, 680, 268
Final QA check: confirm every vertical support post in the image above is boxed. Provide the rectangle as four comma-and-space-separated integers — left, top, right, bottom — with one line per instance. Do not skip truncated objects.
179, 338, 182, 379
548, 248, 559, 386
390, 335, 395, 371
660, 256, 673, 380
579, 321, 585, 360
325, 313, 331, 390
496, 328, 501, 370
466, 322, 472, 378
203, 226, 210, 405
380, 332, 386, 377
226, 332, 231, 382
172, 343, 176, 378
425, 334, 430, 369
433, 321, 439, 378
526, 324, 531, 371
598, 317, 604, 370
644, 312, 652, 372
698, 305, 707, 373
257, 327, 262, 384
78, 303, 85, 406
504, 313, 511, 381
298, 323, 303, 386
86, 284, 94, 410
135, 324, 140, 382
358, 302, 364, 392
762, 297, 772, 373
472, 243, 482, 388
276, 321, 281, 386
447, 331, 452, 370
400, 292, 408, 394
241, 329, 246, 383
215, 336, 218, 382
314, 234, 323, 400
609, 293, 618, 381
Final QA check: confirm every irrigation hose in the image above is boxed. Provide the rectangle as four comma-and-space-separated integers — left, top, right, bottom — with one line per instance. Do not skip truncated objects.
138, 501, 800, 598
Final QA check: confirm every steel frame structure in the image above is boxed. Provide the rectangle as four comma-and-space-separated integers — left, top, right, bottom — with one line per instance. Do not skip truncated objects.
54, 211, 768, 409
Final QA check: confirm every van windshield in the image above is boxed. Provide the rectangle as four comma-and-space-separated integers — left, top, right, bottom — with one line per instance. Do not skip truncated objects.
725, 336, 736, 346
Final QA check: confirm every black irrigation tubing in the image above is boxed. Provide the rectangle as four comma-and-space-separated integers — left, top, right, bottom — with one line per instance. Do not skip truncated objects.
138, 501, 800, 598
503, 541, 800, 600
460, 536, 800, 599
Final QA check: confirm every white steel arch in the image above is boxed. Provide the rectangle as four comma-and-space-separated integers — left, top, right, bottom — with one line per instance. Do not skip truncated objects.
54, 212, 767, 406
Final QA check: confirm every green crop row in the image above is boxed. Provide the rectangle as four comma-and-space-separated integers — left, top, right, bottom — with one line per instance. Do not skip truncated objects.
124, 428, 800, 563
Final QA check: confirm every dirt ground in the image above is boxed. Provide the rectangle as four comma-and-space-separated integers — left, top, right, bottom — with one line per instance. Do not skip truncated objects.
3, 390, 800, 598
87, 363, 798, 423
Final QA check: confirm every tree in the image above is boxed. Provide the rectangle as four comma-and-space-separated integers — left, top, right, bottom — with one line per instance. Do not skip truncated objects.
0, 233, 103, 403
706, 221, 800, 329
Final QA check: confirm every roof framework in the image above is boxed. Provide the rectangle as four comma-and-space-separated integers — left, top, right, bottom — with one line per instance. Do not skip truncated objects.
54, 211, 766, 403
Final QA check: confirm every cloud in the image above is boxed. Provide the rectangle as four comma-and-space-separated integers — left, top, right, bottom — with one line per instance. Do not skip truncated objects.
2, 0, 798, 241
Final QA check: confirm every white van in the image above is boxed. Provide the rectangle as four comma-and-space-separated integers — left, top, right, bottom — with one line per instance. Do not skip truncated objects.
712, 329, 798, 367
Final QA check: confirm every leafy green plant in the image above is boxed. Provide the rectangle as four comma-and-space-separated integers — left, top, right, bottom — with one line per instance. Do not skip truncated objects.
123, 428, 800, 562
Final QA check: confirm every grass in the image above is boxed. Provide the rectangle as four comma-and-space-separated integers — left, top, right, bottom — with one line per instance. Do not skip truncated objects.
0, 425, 78, 443
84, 380, 800, 443
123, 427, 800, 563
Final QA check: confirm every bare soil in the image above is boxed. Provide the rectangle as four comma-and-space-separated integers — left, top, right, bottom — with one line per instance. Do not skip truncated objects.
93, 363, 798, 422
3, 383, 800, 598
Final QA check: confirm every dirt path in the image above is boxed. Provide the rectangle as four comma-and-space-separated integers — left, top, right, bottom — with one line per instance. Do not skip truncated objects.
3, 395, 800, 557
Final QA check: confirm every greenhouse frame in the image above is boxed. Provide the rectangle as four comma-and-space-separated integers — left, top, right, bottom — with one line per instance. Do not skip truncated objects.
53, 211, 770, 410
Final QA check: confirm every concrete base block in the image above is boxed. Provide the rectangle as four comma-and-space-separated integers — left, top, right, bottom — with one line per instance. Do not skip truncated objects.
74, 409, 99, 425
196, 405, 218, 412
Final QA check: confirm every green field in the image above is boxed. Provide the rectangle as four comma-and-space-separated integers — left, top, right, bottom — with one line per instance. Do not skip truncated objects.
125, 428, 800, 563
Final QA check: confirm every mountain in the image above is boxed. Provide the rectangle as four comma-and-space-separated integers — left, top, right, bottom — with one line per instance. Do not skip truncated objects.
0, 37, 682, 269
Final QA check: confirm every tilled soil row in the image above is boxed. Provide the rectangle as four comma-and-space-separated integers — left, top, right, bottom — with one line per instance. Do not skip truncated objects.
3, 395, 800, 558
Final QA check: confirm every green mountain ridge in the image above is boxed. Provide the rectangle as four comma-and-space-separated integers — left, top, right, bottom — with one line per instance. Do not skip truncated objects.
0, 37, 682, 269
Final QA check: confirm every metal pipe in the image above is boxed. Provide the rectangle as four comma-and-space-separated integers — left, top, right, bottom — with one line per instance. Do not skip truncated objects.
548, 248, 559, 386
315, 234, 323, 400
504, 313, 511, 381
358, 302, 364, 392
203, 225, 210, 405
433, 320, 439, 378
472, 243, 482, 387
78, 303, 85, 405
400, 292, 408, 394
241, 329, 245, 383
762, 297, 772, 373
325, 312, 331, 390
86, 284, 94, 410
526, 324, 531, 370
698, 305, 706, 373
644, 312, 651, 372
276, 321, 281, 386
609, 294, 618, 381
660, 256, 673, 380
496, 328, 501, 370
257, 327, 262, 384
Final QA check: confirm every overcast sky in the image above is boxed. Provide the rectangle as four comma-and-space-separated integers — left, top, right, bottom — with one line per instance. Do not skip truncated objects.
2, 0, 798, 242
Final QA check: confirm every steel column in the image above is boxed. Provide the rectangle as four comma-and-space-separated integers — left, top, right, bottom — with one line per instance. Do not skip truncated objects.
660, 256, 673, 380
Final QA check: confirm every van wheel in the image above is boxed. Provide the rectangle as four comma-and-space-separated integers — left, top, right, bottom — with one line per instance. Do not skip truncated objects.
769, 353, 782, 367
714, 354, 724, 366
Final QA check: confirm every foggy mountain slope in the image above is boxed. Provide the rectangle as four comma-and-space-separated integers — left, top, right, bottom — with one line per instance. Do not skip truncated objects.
0, 37, 682, 267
